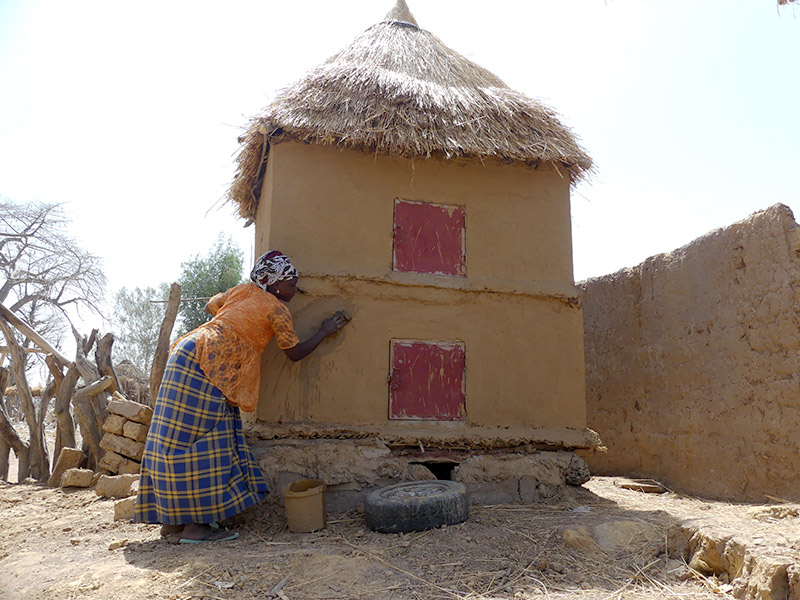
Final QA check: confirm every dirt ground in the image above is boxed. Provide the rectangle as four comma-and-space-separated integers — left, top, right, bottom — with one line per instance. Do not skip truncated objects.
2, 473, 799, 600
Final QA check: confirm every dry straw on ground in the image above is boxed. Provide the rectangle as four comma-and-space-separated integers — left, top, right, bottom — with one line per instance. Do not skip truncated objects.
229, 0, 592, 220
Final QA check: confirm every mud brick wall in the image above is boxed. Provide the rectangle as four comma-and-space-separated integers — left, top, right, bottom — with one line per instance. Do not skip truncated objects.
580, 204, 800, 502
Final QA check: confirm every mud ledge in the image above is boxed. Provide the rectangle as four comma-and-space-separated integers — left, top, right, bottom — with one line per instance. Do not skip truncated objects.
245, 420, 603, 451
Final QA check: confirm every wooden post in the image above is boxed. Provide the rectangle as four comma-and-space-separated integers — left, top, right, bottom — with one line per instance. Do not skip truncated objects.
72, 395, 102, 470
95, 333, 121, 394
150, 282, 182, 405
0, 367, 10, 480
37, 378, 56, 460
0, 317, 49, 481
47, 357, 78, 460
72, 328, 108, 434
0, 407, 29, 481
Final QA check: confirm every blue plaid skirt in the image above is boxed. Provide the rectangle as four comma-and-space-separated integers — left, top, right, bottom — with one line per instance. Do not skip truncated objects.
134, 332, 268, 525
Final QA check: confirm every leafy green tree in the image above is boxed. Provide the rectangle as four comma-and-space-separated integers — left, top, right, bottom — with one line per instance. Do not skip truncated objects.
112, 284, 171, 374
177, 235, 244, 335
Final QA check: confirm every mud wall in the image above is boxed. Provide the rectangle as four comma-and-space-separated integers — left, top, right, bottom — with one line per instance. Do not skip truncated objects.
252, 141, 588, 440
580, 204, 800, 502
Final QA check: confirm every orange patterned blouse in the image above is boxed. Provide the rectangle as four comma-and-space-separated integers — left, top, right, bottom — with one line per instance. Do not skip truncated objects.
192, 283, 300, 412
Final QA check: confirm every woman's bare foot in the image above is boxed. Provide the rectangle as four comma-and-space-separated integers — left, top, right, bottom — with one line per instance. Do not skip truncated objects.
160, 524, 184, 537
178, 523, 239, 543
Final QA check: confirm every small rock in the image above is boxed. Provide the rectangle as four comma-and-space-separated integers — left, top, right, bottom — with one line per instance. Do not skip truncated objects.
108, 539, 128, 550
48, 448, 85, 487
592, 520, 660, 552
106, 398, 153, 425
96, 474, 140, 499
122, 420, 149, 443
214, 581, 234, 590
99, 433, 145, 461
406, 463, 437, 481
61, 468, 94, 488
114, 497, 136, 521
102, 414, 126, 435
536, 557, 548, 571
562, 526, 603, 553
98, 451, 141, 475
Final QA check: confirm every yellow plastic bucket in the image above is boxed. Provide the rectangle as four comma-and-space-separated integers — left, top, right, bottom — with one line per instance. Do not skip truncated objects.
283, 479, 327, 532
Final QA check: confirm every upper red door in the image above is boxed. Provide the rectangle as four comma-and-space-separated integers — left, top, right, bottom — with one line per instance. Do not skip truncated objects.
392, 199, 466, 277
389, 340, 466, 421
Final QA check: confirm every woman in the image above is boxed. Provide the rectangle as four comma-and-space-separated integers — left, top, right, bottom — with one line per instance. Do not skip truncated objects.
134, 250, 348, 543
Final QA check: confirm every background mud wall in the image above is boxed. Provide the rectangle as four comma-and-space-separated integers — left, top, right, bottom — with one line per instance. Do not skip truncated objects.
580, 204, 800, 502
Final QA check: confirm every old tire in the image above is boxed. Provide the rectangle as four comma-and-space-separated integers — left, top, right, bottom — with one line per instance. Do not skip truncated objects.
364, 481, 469, 533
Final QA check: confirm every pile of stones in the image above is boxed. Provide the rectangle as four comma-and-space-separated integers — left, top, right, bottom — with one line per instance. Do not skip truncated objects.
98, 397, 153, 474
47, 397, 154, 521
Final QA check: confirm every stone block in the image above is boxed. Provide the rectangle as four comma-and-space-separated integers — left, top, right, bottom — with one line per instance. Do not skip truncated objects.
114, 497, 136, 521
592, 520, 660, 552
48, 447, 85, 487
98, 451, 141, 475
563, 526, 603, 554
122, 420, 149, 443
106, 398, 153, 426
405, 463, 437, 481
118, 457, 141, 475
102, 414, 126, 435
96, 473, 140, 498
100, 432, 144, 461
61, 468, 94, 488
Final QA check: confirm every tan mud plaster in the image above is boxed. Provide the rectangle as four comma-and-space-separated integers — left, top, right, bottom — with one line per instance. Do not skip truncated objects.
252, 142, 593, 447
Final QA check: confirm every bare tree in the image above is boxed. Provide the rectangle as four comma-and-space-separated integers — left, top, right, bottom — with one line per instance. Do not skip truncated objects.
0, 200, 106, 347
0, 200, 107, 482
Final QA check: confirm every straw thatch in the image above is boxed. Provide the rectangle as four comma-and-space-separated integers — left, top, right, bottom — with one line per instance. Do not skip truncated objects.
229, 0, 592, 220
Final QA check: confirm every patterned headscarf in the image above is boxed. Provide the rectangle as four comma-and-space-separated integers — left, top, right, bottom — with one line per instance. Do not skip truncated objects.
249, 250, 299, 291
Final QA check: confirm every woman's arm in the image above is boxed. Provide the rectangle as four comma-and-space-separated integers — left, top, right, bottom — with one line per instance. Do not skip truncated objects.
204, 289, 230, 316
283, 313, 349, 362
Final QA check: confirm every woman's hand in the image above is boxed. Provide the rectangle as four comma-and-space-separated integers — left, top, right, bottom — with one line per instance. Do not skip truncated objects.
283, 311, 351, 362
321, 311, 350, 336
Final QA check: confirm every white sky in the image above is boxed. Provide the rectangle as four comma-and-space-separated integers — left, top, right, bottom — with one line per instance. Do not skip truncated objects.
1, 0, 799, 333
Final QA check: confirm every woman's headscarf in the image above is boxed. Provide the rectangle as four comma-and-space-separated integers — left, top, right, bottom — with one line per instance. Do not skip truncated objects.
249, 250, 299, 291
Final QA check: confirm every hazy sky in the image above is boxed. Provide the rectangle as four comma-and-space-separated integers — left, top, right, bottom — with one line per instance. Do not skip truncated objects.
1, 0, 798, 331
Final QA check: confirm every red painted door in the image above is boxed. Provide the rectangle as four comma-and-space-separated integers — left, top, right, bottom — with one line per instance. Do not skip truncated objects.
392, 199, 466, 277
389, 340, 466, 421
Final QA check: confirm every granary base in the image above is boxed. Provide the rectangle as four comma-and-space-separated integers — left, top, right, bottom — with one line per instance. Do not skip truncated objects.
249, 437, 591, 512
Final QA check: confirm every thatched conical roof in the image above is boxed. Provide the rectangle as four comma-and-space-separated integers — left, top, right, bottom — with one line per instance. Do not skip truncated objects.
229, 0, 592, 220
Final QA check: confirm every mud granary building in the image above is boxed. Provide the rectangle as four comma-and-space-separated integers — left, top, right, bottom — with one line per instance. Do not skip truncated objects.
228, 0, 601, 507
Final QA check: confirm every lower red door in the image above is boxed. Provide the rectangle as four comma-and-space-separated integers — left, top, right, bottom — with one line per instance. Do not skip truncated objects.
389, 340, 466, 421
